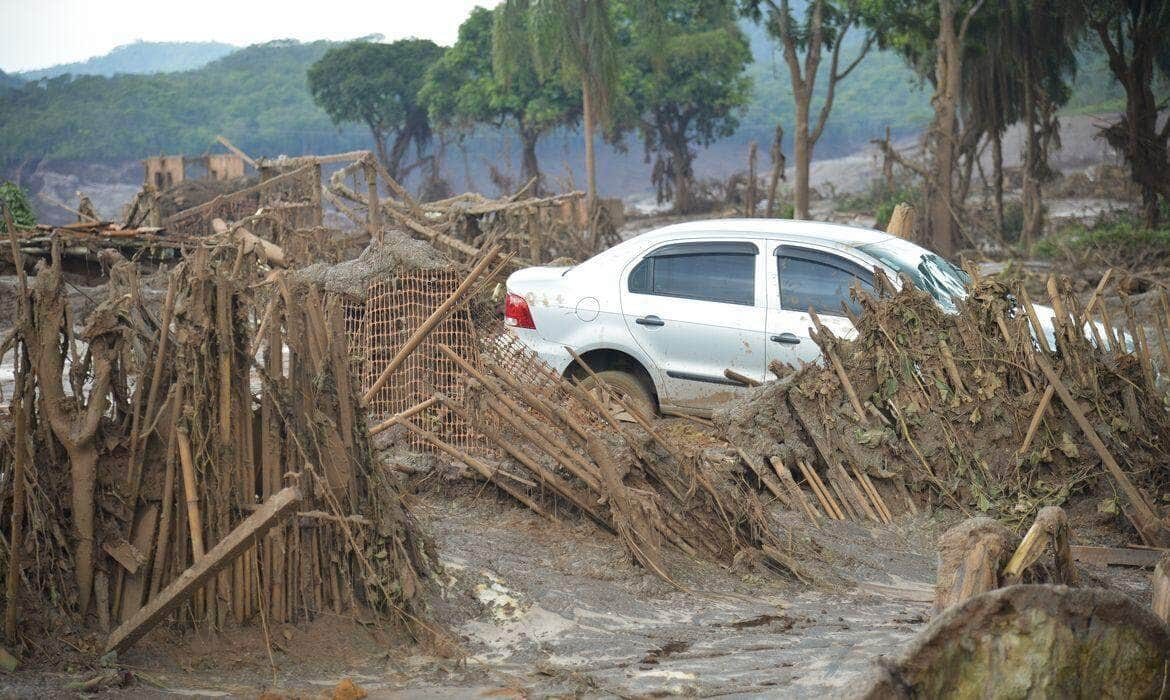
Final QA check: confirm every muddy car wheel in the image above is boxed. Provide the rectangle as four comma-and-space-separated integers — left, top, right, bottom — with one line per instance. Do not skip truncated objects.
579, 370, 656, 423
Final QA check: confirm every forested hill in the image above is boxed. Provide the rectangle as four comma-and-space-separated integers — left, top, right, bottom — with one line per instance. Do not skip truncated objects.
0, 70, 22, 93
0, 40, 368, 161
15, 41, 237, 80
0, 27, 1131, 166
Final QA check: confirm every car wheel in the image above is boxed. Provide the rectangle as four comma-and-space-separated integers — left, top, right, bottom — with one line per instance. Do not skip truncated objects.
578, 369, 656, 423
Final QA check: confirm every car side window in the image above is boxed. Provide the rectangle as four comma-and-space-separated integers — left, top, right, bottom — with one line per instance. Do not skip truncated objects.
628, 241, 756, 306
778, 249, 873, 316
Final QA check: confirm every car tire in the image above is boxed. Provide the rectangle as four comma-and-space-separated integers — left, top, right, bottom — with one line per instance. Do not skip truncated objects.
578, 369, 657, 423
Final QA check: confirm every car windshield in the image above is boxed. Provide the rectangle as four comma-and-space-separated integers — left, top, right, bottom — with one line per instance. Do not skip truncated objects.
858, 238, 971, 312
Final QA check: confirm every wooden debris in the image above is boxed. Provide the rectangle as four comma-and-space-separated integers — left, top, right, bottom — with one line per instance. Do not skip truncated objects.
106, 487, 302, 654
1154, 556, 1169, 623
1069, 545, 1169, 568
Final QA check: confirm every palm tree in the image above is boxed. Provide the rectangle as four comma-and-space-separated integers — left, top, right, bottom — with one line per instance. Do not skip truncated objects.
494, 0, 619, 213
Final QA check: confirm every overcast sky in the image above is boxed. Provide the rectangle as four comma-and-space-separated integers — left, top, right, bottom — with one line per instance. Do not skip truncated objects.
0, 0, 488, 72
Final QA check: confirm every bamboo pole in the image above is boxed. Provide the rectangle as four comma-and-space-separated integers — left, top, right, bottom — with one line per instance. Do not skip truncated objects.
176, 426, 205, 559
5, 351, 30, 644
1018, 384, 1055, 456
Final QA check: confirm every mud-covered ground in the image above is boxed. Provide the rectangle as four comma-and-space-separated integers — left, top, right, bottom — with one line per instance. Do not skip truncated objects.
1, 464, 1154, 698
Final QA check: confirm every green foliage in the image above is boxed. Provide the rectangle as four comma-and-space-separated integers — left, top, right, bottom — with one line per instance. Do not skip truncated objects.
0, 40, 371, 161
0, 181, 36, 228
615, 0, 753, 210
17, 41, 237, 80
0, 70, 23, 94
509, 0, 621, 122
419, 5, 580, 178
307, 39, 444, 175
1033, 216, 1170, 261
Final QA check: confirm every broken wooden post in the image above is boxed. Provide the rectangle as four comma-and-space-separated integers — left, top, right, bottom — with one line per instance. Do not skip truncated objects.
106, 487, 301, 654
1154, 555, 1169, 623
885, 203, 915, 239
1002, 506, 1077, 586
365, 157, 381, 241
933, 518, 1015, 614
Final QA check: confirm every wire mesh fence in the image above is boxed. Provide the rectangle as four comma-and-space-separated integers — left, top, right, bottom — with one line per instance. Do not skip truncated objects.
345, 269, 480, 451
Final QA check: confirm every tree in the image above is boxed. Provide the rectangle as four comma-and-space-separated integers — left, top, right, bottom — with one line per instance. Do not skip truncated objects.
495, 0, 620, 211
0, 181, 36, 228
1079, 0, 1170, 227
420, 6, 581, 193
862, 0, 987, 255
742, 0, 874, 220
307, 39, 444, 180
616, 0, 753, 213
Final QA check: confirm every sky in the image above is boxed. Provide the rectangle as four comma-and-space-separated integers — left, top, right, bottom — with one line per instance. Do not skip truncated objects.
0, 0, 488, 72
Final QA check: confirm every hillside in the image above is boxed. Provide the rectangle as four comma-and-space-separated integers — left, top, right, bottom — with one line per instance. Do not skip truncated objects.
0, 40, 367, 162
0, 29, 1139, 188
16, 41, 237, 81
0, 69, 22, 94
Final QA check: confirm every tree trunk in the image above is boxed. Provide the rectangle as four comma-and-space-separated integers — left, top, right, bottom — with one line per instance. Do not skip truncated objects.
992, 128, 1004, 240
582, 78, 598, 212
519, 127, 542, 196
794, 98, 812, 220
1021, 57, 1043, 247
669, 138, 692, 214
369, 125, 391, 179
67, 441, 99, 616
926, 0, 964, 256
387, 129, 413, 182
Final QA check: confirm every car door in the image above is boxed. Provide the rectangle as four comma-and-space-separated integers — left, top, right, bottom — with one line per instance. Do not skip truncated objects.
619, 239, 767, 411
765, 242, 876, 370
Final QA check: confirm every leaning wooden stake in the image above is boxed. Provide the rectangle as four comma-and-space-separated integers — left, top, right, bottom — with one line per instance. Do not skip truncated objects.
362, 245, 499, 404
106, 487, 301, 654
808, 308, 868, 425
5, 353, 29, 644
1034, 354, 1169, 547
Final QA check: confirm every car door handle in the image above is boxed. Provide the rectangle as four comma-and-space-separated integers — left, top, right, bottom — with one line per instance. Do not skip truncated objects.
636, 315, 665, 327
771, 333, 801, 345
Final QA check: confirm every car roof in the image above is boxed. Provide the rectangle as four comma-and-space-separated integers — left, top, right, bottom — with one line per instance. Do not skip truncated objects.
643, 218, 896, 248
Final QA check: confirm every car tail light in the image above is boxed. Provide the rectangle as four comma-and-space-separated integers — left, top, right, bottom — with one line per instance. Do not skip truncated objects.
505, 292, 536, 329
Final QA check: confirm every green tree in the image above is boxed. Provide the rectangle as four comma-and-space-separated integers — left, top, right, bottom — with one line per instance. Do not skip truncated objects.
420, 6, 581, 193
615, 0, 752, 213
1077, 0, 1170, 227
741, 0, 874, 220
0, 181, 36, 228
307, 39, 444, 179
494, 0, 620, 210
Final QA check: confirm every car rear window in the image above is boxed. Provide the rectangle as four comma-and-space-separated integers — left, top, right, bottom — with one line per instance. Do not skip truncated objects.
629, 243, 756, 306
778, 249, 873, 316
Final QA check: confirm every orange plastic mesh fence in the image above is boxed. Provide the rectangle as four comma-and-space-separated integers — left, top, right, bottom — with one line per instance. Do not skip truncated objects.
357, 269, 480, 451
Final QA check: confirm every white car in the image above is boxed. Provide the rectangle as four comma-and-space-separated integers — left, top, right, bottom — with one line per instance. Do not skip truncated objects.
502, 218, 1007, 418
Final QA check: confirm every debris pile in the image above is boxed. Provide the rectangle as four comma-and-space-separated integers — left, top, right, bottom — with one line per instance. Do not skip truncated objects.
717, 270, 1170, 547
0, 234, 433, 652
403, 330, 817, 584
324, 152, 619, 265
